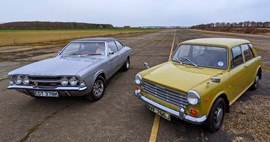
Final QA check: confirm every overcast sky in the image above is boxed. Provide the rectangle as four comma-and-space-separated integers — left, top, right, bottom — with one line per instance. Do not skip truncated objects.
0, 0, 269, 27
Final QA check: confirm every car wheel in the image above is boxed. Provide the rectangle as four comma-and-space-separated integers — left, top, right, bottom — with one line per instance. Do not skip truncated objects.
203, 97, 225, 132
122, 57, 130, 71
250, 75, 259, 90
86, 76, 106, 102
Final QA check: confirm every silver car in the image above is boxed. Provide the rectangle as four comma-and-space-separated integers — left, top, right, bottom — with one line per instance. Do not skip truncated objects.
7, 38, 132, 101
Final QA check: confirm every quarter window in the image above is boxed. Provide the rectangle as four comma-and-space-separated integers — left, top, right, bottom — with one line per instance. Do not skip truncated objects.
241, 44, 254, 62
107, 41, 118, 52
231, 46, 244, 68
115, 41, 123, 50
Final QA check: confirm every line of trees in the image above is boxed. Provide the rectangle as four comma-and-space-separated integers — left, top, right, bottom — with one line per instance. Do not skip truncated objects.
191, 21, 270, 29
0, 21, 114, 30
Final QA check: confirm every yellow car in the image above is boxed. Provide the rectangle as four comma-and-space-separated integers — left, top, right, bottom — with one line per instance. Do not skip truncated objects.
134, 38, 262, 132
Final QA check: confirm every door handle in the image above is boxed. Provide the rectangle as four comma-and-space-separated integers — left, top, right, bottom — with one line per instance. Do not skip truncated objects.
244, 65, 248, 69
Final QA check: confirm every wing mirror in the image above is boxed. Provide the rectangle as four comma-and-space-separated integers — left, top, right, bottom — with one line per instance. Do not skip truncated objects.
108, 51, 114, 55
144, 62, 150, 69
211, 77, 221, 83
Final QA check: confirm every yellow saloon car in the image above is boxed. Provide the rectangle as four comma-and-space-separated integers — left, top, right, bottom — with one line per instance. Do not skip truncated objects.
134, 38, 262, 132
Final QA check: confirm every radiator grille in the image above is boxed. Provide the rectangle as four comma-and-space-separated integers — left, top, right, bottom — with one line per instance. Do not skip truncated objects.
142, 80, 189, 108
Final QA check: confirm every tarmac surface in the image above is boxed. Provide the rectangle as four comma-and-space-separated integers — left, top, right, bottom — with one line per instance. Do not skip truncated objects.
0, 29, 269, 142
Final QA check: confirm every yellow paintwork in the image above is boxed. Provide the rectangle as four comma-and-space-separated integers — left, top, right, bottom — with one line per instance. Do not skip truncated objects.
138, 38, 262, 118
180, 38, 250, 48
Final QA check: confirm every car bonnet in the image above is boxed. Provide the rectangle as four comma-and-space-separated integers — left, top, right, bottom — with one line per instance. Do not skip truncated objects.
9, 57, 101, 76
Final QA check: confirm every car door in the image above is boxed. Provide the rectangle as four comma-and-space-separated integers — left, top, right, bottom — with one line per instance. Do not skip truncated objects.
240, 44, 257, 87
229, 46, 248, 102
115, 40, 126, 66
107, 41, 121, 76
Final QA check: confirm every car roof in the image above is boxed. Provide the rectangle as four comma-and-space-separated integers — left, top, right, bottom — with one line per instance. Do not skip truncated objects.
72, 37, 116, 42
180, 38, 251, 48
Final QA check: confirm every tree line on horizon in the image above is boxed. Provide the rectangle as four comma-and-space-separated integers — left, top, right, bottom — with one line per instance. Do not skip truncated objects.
191, 21, 270, 28
191, 21, 270, 34
0, 21, 114, 30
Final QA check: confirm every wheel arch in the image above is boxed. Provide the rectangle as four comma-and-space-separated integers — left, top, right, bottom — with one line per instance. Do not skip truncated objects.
94, 70, 106, 80
207, 92, 230, 115
217, 93, 230, 113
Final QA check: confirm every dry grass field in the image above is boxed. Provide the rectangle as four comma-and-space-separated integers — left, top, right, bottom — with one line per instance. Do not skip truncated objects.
0, 29, 158, 47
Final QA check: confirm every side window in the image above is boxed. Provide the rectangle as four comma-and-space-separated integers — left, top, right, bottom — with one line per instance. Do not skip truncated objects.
231, 46, 244, 68
241, 44, 254, 62
115, 41, 123, 50
107, 41, 118, 52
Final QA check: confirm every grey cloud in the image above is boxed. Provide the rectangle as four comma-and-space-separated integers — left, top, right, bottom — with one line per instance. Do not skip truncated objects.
0, 0, 269, 26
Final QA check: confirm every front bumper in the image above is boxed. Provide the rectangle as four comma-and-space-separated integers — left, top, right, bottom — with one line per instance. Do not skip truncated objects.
134, 91, 207, 124
7, 85, 88, 97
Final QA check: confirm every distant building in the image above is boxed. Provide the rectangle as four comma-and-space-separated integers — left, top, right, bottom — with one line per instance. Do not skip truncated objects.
124, 26, 131, 28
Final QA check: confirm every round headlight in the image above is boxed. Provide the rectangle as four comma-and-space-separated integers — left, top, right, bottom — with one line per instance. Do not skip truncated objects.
135, 74, 142, 85
15, 76, 22, 84
60, 77, 69, 86
69, 77, 78, 86
23, 76, 30, 85
187, 90, 200, 105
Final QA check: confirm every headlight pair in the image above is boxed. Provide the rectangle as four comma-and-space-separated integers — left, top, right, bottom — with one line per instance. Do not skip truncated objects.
187, 90, 200, 105
14, 75, 29, 85
60, 77, 78, 86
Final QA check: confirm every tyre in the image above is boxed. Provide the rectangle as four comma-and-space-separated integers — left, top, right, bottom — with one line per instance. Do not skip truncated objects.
86, 76, 106, 102
250, 75, 259, 90
122, 57, 130, 72
203, 97, 226, 132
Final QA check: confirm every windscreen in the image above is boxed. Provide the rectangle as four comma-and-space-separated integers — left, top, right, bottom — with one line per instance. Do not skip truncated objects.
172, 45, 228, 69
61, 42, 106, 56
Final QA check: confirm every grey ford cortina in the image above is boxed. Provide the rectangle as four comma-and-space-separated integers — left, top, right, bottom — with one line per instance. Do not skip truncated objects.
7, 38, 132, 101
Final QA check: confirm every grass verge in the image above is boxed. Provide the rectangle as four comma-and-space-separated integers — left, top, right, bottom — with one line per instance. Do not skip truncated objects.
0, 28, 159, 47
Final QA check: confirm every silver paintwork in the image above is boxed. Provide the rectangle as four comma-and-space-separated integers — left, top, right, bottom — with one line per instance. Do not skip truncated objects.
7, 38, 132, 97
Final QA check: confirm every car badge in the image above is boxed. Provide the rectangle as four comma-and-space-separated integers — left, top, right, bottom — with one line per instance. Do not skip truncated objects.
34, 82, 38, 86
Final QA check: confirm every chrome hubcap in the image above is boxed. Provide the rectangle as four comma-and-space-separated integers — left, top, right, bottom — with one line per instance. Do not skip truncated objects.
93, 80, 104, 97
214, 107, 223, 126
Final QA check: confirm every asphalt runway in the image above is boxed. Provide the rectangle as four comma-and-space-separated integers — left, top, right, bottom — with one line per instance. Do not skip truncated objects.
0, 29, 269, 142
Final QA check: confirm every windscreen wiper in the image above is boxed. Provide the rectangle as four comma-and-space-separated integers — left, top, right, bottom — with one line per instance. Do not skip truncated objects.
183, 57, 198, 68
172, 57, 183, 65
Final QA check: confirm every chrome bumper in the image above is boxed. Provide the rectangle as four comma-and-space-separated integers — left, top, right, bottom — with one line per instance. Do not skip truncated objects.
8, 85, 87, 91
134, 91, 207, 124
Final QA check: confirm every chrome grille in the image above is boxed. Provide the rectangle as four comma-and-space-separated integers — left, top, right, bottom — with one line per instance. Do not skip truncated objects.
29, 76, 62, 87
142, 80, 189, 108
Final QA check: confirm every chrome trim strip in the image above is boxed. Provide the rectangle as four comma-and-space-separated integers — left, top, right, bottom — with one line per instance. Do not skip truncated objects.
140, 96, 180, 116
135, 91, 207, 124
29, 79, 61, 83
184, 115, 207, 123
7, 85, 87, 91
